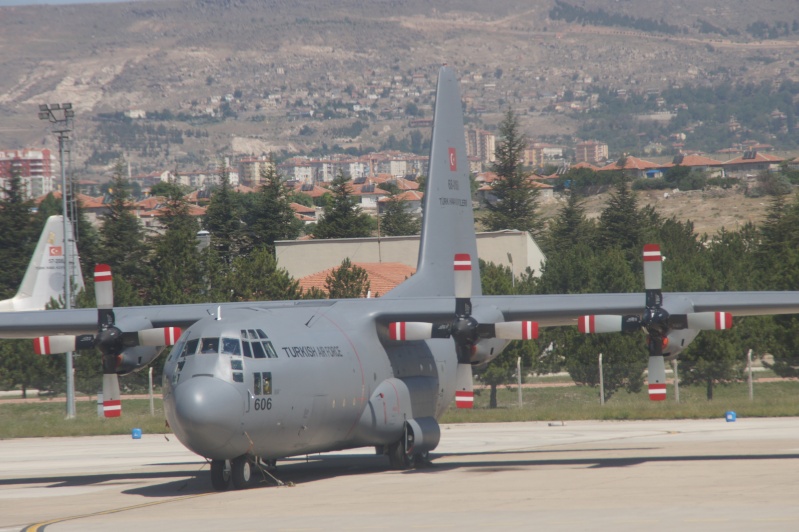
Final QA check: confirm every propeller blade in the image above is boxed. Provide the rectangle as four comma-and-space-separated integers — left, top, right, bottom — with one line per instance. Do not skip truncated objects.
102, 373, 121, 418
454, 253, 472, 318
455, 363, 474, 409
138, 327, 182, 346
389, 322, 433, 341
578, 315, 621, 334
648, 354, 667, 401
686, 312, 733, 331
492, 321, 539, 340
642, 244, 662, 291
33, 335, 77, 355
94, 264, 113, 309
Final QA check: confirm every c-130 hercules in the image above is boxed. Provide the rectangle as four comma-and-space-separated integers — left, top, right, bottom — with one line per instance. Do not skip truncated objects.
6, 66, 799, 491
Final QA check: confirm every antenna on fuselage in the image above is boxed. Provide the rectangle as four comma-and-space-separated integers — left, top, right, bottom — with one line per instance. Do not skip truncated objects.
216, 306, 222, 321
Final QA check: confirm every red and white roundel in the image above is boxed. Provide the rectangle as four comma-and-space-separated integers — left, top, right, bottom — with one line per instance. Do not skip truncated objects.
448, 147, 457, 171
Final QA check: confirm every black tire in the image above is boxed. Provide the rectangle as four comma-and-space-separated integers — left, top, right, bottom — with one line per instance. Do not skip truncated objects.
231, 455, 253, 490
210, 459, 231, 491
387, 441, 414, 470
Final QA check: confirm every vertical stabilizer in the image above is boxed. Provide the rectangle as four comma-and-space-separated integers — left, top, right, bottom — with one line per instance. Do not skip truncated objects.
0, 215, 84, 311
388, 66, 479, 298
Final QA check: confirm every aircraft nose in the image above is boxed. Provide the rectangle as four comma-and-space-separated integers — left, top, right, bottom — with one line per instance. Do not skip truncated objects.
170, 375, 244, 456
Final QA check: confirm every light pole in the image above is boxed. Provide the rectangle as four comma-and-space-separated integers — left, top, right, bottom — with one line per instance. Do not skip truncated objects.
38, 102, 77, 419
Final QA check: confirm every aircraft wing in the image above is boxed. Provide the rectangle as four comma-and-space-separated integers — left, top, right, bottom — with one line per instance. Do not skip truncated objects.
0, 299, 336, 339
487, 291, 799, 327
370, 291, 799, 328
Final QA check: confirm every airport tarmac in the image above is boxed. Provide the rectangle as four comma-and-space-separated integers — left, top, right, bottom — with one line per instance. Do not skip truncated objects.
2, 418, 799, 531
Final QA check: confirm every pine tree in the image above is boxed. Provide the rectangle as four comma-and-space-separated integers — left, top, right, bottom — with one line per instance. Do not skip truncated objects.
0, 165, 37, 299
380, 192, 420, 236
147, 178, 205, 304
204, 164, 248, 264
245, 158, 302, 250
224, 247, 302, 301
542, 190, 595, 254
325, 258, 370, 298
313, 171, 374, 239
596, 176, 644, 260
96, 160, 148, 306
483, 108, 542, 236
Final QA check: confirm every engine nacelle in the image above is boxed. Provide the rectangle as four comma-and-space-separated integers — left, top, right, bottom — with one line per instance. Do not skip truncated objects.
114, 315, 165, 375
405, 416, 441, 455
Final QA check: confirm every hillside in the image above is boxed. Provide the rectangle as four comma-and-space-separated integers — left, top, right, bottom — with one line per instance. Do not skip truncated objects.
1, 0, 798, 181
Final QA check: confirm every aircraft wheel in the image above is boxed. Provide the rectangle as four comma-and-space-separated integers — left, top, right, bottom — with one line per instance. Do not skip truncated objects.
231, 455, 253, 490
387, 441, 414, 470
210, 459, 231, 491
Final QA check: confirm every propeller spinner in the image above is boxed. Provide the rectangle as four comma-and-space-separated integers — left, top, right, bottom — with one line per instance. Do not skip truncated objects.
578, 244, 732, 401
388, 254, 539, 408
33, 264, 181, 417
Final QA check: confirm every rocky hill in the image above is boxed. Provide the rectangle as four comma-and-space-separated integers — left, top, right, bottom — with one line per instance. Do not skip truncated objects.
1, 0, 798, 180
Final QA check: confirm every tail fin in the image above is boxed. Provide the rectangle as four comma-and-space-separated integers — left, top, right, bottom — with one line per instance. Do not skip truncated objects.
0, 215, 84, 311
388, 66, 480, 298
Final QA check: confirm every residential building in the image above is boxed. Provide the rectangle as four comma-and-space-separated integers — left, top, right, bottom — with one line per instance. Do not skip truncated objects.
575, 140, 609, 164
0, 149, 56, 198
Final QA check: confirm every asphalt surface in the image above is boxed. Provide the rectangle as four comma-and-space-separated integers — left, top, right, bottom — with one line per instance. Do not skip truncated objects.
2, 418, 799, 531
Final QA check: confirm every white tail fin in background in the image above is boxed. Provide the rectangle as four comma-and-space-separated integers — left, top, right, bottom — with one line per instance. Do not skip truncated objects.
0, 215, 84, 311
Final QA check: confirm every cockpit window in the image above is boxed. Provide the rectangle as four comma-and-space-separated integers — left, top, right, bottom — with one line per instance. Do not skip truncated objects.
181, 338, 199, 358
242, 341, 252, 358
251, 340, 266, 359
221, 337, 241, 355
247, 329, 258, 341
200, 337, 220, 354
256, 329, 268, 339
263, 341, 277, 358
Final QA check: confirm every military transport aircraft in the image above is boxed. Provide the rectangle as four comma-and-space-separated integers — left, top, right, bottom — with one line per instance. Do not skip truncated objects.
3, 67, 799, 491
0, 214, 83, 312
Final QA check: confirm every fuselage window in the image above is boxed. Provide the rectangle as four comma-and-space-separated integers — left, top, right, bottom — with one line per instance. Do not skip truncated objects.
230, 359, 243, 371
253, 372, 272, 395
221, 337, 241, 356
263, 341, 278, 358
232, 372, 244, 383
200, 337, 220, 354
253, 372, 262, 395
181, 338, 199, 358
251, 340, 266, 359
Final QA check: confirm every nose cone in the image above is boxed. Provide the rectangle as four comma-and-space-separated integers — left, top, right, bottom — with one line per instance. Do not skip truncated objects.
167, 375, 245, 458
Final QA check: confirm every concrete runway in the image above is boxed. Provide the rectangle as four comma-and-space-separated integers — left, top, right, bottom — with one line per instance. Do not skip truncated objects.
2, 418, 799, 531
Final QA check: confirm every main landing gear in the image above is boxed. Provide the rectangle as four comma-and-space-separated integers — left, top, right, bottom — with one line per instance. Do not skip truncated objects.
210, 455, 278, 491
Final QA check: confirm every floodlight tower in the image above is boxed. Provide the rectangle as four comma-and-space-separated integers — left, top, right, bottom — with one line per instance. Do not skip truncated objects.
38, 102, 77, 419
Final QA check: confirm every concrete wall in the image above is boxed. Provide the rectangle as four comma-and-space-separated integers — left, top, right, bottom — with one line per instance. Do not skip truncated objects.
275, 230, 546, 279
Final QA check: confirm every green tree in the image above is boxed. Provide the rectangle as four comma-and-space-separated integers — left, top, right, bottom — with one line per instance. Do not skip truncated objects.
147, 177, 205, 305
97, 160, 148, 306
313, 172, 374, 239
476, 261, 537, 407
379, 192, 420, 236
204, 164, 248, 265
224, 247, 302, 301
679, 330, 744, 400
483, 109, 543, 236
325, 258, 370, 298
597, 176, 644, 258
244, 159, 302, 250
542, 190, 595, 254
0, 165, 37, 299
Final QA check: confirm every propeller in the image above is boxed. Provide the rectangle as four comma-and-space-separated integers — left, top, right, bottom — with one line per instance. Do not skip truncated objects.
388, 253, 539, 409
33, 264, 181, 417
578, 244, 732, 401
